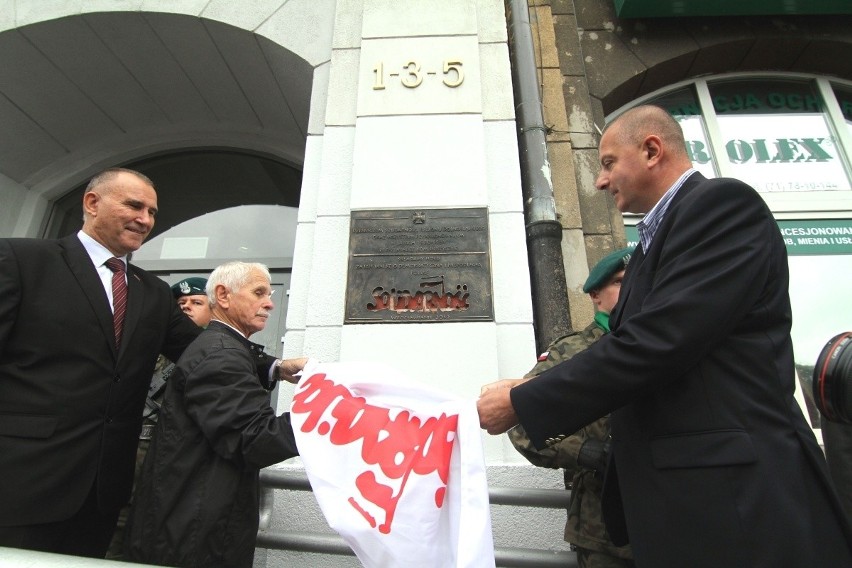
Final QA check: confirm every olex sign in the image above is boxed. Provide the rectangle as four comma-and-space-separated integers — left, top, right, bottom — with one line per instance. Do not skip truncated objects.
678, 115, 850, 193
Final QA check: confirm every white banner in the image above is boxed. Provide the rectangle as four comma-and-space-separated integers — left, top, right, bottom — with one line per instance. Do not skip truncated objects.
290, 361, 495, 568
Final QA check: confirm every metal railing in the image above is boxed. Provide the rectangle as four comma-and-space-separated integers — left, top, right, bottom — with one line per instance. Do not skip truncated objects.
257, 469, 577, 567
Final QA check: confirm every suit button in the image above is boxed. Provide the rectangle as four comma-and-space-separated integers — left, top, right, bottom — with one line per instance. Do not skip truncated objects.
106, 417, 113, 424
114, 374, 121, 382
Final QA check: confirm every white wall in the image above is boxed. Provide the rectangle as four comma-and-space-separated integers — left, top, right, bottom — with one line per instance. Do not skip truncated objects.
270, 1, 564, 565
282, 0, 537, 464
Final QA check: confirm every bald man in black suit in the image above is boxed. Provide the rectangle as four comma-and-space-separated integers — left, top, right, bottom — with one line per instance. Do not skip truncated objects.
478, 106, 852, 567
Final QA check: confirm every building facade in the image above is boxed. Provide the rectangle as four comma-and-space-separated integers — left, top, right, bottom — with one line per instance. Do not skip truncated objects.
1, 0, 850, 565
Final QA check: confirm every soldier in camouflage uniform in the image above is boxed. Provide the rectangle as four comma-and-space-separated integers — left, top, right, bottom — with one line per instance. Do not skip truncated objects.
509, 247, 635, 568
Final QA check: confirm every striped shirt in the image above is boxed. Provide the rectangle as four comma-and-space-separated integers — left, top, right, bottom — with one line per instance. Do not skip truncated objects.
636, 168, 697, 252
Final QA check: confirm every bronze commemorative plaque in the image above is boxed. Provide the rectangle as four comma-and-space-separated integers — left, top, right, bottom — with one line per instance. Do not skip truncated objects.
345, 208, 494, 323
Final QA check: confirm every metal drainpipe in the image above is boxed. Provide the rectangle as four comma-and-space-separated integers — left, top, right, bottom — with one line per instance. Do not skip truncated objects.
505, 0, 571, 351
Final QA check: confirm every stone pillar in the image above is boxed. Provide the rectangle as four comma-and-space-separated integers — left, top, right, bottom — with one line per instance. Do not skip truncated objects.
544, 0, 628, 327
283, 0, 538, 462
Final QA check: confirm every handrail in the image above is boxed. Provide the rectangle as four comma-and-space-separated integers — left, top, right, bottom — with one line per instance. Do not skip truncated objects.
257, 469, 576, 567
0, 547, 152, 566
259, 469, 571, 508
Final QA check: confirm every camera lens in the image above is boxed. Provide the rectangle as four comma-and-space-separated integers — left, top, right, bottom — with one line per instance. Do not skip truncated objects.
814, 332, 852, 424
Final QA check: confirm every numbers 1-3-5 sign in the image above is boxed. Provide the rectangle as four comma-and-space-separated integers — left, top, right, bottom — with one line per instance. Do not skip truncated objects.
373, 60, 464, 90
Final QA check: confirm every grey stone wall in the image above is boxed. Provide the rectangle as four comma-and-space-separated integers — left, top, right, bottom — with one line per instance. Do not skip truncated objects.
571, 0, 852, 121
535, 1, 852, 324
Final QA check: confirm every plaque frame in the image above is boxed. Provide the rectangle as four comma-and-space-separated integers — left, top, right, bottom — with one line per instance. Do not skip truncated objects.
345, 207, 494, 323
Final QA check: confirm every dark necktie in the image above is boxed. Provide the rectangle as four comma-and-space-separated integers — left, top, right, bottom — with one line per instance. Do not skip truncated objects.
105, 257, 127, 347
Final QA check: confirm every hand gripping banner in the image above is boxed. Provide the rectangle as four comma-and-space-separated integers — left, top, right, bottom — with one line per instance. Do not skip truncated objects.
290, 361, 495, 568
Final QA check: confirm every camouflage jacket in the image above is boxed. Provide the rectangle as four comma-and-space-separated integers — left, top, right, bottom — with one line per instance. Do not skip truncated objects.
508, 321, 633, 559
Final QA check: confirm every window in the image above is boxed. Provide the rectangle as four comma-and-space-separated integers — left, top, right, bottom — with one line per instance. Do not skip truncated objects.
709, 79, 849, 193
651, 88, 717, 180
834, 83, 852, 136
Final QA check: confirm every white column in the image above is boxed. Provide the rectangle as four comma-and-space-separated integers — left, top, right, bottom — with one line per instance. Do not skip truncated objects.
285, 0, 536, 462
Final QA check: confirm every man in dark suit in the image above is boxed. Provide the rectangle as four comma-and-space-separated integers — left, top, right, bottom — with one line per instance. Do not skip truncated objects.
478, 106, 852, 566
0, 168, 293, 558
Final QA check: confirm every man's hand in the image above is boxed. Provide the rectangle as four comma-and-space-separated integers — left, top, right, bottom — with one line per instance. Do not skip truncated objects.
477, 382, 522, 435
274, 357, 309, 383
480, 377, 527, 395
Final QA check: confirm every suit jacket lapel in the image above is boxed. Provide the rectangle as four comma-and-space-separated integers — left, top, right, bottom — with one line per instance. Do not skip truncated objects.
60, 234, 118, 357
610, 244, 645, 330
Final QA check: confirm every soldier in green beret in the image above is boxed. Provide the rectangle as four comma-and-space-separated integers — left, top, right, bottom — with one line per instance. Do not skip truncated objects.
171, 277, 211, 331
509, 247, 635, 568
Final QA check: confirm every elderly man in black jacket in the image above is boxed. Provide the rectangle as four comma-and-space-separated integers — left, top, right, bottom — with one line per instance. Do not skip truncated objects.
124, 261, 306, 567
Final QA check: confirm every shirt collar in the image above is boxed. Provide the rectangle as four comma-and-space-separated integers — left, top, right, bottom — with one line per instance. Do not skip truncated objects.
636, 168, 697, 251
77, 230, 128, 268
208, 320, 265, 353
211, 318, 249, 339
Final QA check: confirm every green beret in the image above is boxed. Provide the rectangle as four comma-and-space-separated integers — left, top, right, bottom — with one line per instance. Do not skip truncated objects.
171, 277, 208, 299
582, 247, 635, 293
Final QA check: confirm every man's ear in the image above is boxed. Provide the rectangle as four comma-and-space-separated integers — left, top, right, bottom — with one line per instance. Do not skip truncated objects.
644, 135, 663, 165
82, 191, 100, 217
589, 290, 602, 309
214, 284, 230, 308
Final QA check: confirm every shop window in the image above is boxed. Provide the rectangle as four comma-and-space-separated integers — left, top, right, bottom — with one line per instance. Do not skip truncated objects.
708, 79, 849, 193
834, 83, 852, 136
788, 252, 852, 428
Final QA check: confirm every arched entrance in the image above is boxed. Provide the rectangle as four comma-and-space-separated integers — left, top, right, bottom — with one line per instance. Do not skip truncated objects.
0, 8, 318, 234
0, 9, 322, 355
